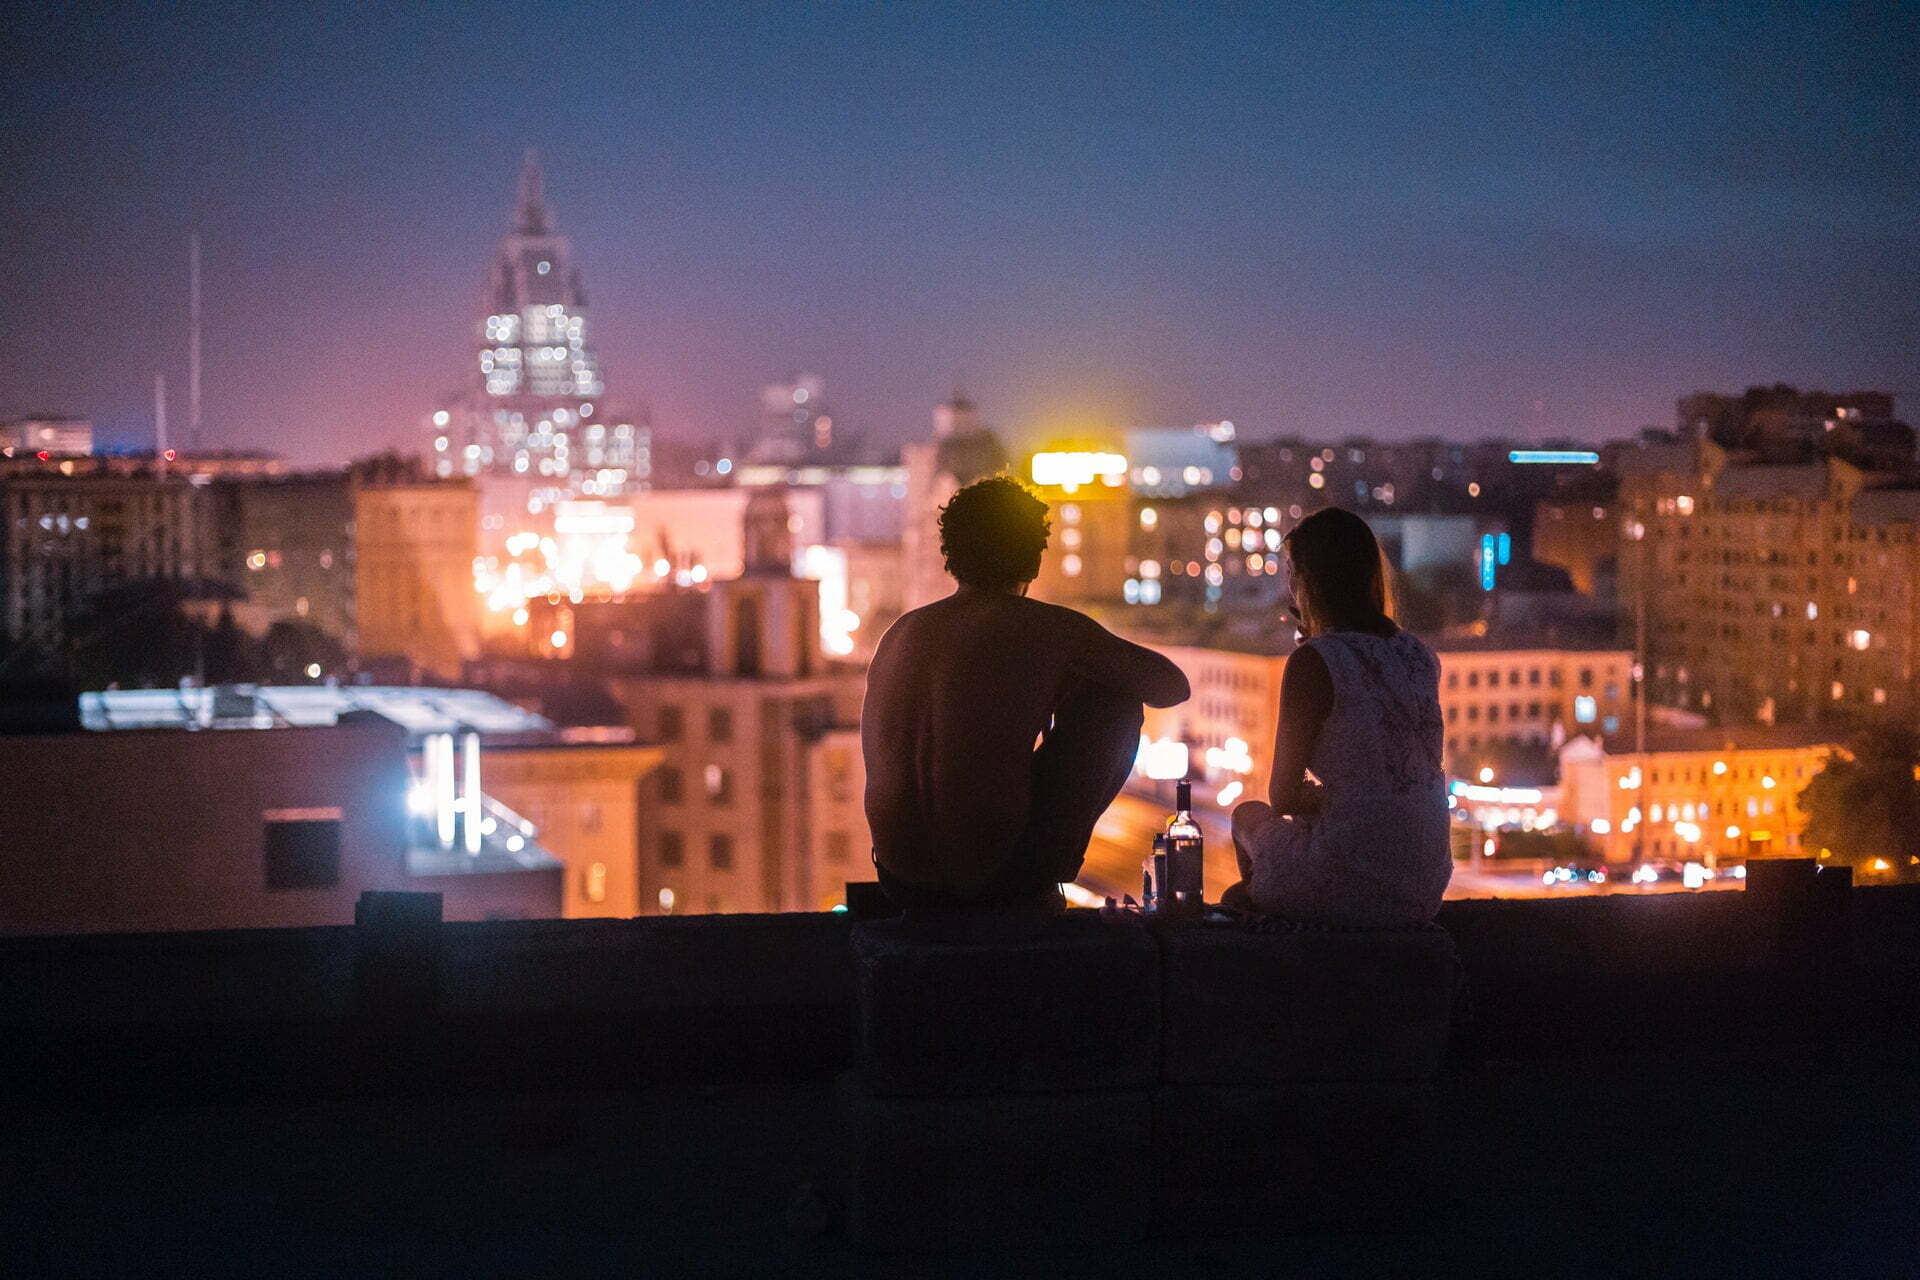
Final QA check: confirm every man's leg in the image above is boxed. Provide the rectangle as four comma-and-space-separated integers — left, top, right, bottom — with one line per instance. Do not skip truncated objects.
1015, 683, 1145, 889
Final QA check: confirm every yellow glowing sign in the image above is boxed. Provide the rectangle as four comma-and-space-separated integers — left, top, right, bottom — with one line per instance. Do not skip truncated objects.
1030, 451, 1127, 489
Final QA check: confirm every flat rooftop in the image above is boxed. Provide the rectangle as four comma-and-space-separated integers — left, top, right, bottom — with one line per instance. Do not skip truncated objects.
79, 685, 555, 737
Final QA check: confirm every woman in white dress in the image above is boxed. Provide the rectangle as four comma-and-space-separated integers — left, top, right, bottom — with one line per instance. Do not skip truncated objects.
1227, 508, 1452, 925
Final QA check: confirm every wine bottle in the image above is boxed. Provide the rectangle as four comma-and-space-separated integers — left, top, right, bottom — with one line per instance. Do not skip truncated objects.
1163, 780, 1205, 910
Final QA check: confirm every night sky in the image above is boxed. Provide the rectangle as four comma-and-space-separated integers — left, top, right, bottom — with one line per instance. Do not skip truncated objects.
4, 1, 1916, 462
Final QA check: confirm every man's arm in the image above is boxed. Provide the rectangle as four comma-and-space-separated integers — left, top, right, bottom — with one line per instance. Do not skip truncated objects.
1064, 612, 1191, 708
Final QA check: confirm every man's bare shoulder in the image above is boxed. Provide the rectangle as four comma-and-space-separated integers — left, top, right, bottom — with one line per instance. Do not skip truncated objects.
877, 593, 1097, 653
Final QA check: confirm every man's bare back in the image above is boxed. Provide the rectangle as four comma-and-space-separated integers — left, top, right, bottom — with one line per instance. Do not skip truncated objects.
862, 586, 1189, 899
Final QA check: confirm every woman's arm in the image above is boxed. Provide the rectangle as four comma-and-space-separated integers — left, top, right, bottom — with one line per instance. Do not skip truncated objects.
1267, 644, 1333, 813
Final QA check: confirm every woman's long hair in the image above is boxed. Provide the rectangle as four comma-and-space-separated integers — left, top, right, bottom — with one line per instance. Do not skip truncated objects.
1283, 507, 1394, 634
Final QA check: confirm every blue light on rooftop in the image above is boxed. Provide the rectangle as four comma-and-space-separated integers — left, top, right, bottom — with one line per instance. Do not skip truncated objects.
1508, 450, 1600, 465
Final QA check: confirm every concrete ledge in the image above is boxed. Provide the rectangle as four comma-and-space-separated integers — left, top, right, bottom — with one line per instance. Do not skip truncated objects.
836, 1072, 1151, 1252
1152, 1082, 1438, 1236
6, 883, 1920, 1104
1159, 921, 1457, 1085
853, 914, 1160, 1096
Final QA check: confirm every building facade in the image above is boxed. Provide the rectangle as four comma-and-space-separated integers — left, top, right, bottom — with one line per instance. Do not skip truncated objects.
1133, 632, 1631, 803
0, 686, 608, 936
597, 491, 865, 915
0, 472, 217, 645
483, 738, 666, 919
801, 724, 868, 911
1532, 498, 1615, 597
1557, 726, 1838, 867
1617, 440, 1920, 724
351, 460, 481, 679
1433, 641, 1634, 775
212, 473, 355, 643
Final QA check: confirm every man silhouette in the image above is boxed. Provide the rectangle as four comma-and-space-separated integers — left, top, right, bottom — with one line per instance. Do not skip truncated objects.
862, 476, 1190, 913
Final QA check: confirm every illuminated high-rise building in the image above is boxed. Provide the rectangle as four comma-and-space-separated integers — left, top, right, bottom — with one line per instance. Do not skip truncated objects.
431, 152, 645, 502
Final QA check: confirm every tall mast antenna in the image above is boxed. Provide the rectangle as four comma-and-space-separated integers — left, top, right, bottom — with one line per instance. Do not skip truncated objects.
188, 233, 202, 448
155, 373, 168, 457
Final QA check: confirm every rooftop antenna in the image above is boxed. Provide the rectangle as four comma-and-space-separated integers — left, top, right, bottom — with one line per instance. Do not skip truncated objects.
154, 373, 168, 457
188, 233, 202, 449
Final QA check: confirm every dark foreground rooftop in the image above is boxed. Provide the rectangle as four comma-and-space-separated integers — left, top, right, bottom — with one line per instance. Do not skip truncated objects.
6, 880, 1919, 1277
8, 1051, 1915, 1279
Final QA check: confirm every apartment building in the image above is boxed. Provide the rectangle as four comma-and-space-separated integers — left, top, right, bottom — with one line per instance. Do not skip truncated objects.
1618, 441, 1920, 724
600, 490, 864, 914
1433, 639, 1634, 774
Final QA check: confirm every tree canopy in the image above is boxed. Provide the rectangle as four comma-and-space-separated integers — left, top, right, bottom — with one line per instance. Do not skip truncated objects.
1799, 724, 1920, 880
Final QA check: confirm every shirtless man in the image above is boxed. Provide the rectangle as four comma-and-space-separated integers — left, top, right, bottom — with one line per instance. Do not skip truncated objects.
862, 476, 1190, 912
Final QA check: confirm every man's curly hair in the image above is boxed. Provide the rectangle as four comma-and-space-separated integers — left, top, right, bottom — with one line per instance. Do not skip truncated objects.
938, 475, 1051, 589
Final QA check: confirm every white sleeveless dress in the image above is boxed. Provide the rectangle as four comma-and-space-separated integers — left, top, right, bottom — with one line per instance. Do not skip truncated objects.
1243, 629, 1452, 925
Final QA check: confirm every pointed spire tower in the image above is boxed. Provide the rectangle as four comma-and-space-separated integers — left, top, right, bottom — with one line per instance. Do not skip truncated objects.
515, 148, 551, 235
432, 151, 638, 495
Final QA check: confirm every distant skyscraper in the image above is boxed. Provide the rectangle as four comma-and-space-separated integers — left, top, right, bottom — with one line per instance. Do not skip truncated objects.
432, 152, 644, 501
747, 374, 832, 464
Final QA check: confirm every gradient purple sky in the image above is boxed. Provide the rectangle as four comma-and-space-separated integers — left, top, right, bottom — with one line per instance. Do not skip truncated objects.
3, 1, 1916, 462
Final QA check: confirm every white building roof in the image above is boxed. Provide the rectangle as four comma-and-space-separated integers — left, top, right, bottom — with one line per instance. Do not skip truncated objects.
79, 685, 554, 737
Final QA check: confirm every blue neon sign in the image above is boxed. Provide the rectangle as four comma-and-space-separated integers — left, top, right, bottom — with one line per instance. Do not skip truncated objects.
1508, 450, 1600, 465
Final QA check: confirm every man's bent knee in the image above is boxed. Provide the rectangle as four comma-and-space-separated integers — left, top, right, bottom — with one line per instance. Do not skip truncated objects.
1231, 799, 1273, 842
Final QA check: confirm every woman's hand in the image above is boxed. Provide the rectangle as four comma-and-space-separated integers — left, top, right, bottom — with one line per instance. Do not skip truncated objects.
1283, 779, 1325, 818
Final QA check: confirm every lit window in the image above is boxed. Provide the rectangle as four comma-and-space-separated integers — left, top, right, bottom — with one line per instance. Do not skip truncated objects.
585, 862, 607, 903
1574, 696, 1597, 724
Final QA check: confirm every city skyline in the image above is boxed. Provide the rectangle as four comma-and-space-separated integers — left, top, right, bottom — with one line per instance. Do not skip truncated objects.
5, 2, 1918, 463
